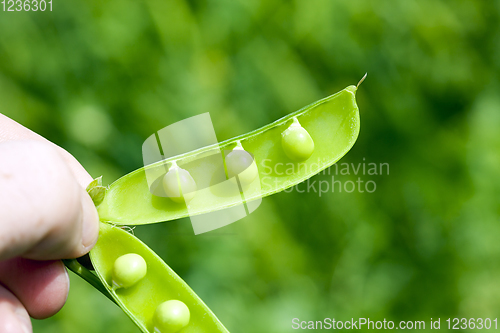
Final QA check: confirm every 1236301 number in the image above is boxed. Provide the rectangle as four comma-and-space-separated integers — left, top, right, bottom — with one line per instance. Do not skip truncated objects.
2, 0, 52, 11
447, 318, 498, 330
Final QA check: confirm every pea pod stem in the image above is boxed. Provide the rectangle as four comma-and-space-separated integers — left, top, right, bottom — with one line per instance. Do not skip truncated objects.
357, 72, 367, 88
63, 258, 117, 305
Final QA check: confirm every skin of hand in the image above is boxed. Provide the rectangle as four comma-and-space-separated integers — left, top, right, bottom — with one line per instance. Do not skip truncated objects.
0, 114, 100, 333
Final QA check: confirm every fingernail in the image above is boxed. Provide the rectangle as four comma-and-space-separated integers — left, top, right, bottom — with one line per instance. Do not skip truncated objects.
81, 191, 100, 250
15, 308, 32, 333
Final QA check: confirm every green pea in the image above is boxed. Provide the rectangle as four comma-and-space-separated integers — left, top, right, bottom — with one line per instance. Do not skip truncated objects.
153, 300, 190, 333
281, 117, 315, 162
89, 223, 229, 333
162, 164, 197, 204
96, 84, 361, 225
225, 144, 258, 186
111, 253, 147, 289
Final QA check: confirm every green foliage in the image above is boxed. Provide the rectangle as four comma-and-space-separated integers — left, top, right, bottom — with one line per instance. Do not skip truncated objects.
1, 0, 500, 332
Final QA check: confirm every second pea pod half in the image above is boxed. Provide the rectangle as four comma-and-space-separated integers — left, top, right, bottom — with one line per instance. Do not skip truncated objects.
90, 222, 229, 333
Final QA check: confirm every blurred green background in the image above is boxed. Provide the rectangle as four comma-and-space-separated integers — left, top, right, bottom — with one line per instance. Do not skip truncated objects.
1, 0, 500, 332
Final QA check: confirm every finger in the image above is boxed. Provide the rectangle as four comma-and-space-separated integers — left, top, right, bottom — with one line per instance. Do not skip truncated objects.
0, 113, 93, 188
0, 140, 99, 261
0, 258, 68, 320
0, 284, 32, 333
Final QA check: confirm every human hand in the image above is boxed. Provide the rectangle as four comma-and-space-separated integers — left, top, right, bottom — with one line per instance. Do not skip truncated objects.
0, 114, 100, 333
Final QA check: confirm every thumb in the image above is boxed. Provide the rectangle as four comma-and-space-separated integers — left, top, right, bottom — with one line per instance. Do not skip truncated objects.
0, 140, 99, 261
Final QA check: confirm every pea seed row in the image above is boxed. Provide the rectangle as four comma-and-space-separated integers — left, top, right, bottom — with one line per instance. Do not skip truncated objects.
112, 253, 190, 333
162, 120, 315, 204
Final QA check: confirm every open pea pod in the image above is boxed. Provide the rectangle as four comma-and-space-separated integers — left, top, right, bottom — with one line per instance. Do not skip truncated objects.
89, 222, 229, 333
96, 83, 362, 225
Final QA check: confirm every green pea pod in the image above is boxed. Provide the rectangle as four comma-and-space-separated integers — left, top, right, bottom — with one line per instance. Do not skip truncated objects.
96, 83, 363, 225
89, 222, 229, 333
